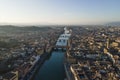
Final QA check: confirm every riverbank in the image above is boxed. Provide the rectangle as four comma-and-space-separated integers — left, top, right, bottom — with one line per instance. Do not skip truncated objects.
29, 52, 51, 80
34, 51, 66, 80
22, 47, 53, 80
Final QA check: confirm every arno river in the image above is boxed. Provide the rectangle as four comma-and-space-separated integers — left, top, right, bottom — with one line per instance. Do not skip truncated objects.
34, 51, 66, 80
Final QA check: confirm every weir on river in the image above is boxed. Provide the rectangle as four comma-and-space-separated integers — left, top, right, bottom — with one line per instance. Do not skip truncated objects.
55, 27, 71, 50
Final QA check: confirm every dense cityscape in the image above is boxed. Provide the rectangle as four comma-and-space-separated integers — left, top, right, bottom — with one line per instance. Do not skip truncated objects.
0, 0, 120, 80
0, 25, 120, 80
66, 26, 120, 80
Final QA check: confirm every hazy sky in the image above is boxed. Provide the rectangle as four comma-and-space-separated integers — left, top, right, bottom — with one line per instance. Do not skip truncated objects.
0, 0, 120, 25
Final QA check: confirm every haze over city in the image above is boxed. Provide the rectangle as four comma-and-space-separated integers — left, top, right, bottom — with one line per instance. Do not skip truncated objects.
0, 0, 120, 80
0, 0, 120, 25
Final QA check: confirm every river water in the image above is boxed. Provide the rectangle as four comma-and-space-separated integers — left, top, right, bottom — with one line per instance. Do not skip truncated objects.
34, 51, 66, 80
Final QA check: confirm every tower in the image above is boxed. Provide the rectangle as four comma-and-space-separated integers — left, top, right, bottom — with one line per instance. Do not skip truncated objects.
106, 38, 109, 49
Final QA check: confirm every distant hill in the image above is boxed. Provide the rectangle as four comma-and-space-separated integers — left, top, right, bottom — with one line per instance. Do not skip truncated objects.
106, 21, 120, 26
0, 25, 52, 31
0, 25, 53, 34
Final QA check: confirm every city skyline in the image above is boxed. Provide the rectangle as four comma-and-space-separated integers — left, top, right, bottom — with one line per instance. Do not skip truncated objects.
0, 0, 120, 25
